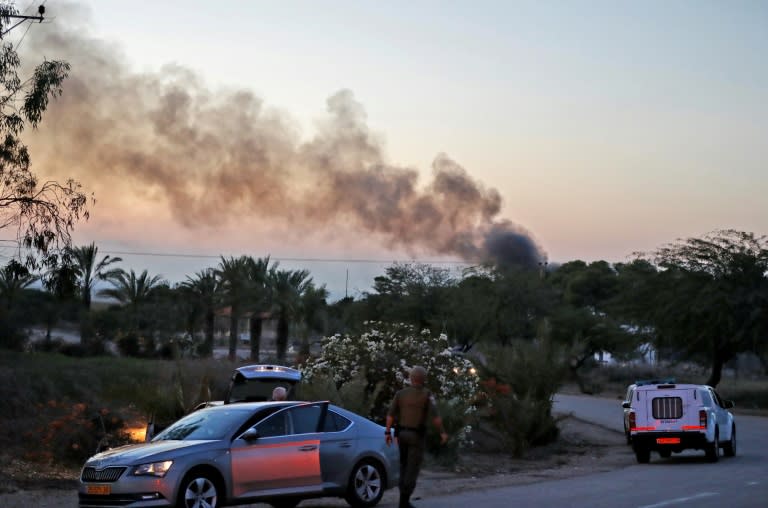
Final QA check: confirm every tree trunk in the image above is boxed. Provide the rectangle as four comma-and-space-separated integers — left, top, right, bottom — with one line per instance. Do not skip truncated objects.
705, 351, 726, 388
249, 315, 262, 362
79, 306, 91, 345
228, 306, 239, 362
202, 309, 215, 357
276, 314, 289, 363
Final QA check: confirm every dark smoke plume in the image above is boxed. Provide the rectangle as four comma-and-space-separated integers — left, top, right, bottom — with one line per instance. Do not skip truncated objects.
20, 7, 545, 268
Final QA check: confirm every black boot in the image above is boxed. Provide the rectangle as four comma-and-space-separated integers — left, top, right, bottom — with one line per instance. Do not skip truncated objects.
399, 494, 416, 508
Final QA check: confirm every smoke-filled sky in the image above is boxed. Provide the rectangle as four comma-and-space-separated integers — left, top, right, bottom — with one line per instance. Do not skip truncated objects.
5, 0, 768, 297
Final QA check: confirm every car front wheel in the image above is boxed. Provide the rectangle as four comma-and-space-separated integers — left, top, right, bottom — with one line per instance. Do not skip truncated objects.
345, 460, 385, 508
178, 474, 219, 508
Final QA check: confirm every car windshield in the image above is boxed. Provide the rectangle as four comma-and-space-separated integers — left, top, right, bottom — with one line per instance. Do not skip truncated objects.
153, 408, 250, 441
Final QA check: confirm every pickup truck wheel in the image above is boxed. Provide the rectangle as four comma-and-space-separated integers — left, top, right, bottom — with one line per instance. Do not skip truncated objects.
658, 449, 672, 458
705, 430, 720, 462
635, 447, 651, 464
722, 426, 736, 457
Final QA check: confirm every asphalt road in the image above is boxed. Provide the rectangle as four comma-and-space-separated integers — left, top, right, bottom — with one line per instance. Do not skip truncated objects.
413, 394, 768, 508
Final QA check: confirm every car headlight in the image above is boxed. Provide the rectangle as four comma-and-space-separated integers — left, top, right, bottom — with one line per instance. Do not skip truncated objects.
133, 460, 173, 477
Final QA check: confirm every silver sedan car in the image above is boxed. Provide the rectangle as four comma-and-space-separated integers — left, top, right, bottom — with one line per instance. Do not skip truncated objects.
78, 401, 399, 508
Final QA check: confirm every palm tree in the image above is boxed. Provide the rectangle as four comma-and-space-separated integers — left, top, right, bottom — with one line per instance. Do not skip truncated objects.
181, 268, 220, 357
245, 256, 277, 362
70, 242, 122, 344
271, 268, 312, 363
70, 242, 122, 309
41, 259, 79, 345
298, 282, 329, 358
216, 256, 251, 361
0, 260, 38, 306
0, 260, 38, 348
98, 269, 166, 333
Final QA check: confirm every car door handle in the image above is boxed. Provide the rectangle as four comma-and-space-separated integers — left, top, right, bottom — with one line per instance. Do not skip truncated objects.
339, 442, 352, 448
298, 445, 318, 452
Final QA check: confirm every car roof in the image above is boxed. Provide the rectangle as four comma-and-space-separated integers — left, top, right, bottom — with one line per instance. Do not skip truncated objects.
634, 383, 709, 391
204, 401, 297, 412
234, 364, 302, 381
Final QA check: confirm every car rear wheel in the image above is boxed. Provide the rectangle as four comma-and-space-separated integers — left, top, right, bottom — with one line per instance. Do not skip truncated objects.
177, 474, 219, 508
634, 447, 650, 464
345, 460, 385, 507
723, 425, 736, 457
658, 449, 672, 458
705, 430, 720, 462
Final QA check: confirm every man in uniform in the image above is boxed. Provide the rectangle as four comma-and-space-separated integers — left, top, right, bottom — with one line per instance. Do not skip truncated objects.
385, 365, 448, 508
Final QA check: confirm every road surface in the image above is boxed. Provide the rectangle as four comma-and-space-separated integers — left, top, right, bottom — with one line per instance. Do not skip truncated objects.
412, 394, 768, 508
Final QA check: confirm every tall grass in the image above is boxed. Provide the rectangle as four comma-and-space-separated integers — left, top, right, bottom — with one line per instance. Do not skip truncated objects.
0, 352, 236, 464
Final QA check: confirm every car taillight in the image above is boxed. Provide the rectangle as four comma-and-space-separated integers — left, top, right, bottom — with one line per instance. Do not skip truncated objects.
629, 411, 636, 429
699, 409, 707, 428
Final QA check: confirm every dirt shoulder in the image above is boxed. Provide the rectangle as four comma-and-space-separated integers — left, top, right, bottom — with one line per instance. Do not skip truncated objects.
0, 415, 634, 508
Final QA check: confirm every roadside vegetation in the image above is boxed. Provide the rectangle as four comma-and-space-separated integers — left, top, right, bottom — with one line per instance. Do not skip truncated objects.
2, 234, 768, 470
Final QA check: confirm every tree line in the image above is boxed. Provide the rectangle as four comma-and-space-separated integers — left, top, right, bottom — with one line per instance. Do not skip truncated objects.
1, 229, 766, 388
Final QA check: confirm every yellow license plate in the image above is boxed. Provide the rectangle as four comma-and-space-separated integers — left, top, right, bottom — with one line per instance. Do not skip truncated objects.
87, 484, 111, 495
656, 437, 680, 444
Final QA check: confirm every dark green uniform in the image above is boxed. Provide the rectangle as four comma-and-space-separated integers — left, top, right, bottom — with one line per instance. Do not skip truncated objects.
387, 385, 439, 506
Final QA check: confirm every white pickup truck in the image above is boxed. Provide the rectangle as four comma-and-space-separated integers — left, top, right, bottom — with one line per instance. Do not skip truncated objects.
624, 382, 736, 463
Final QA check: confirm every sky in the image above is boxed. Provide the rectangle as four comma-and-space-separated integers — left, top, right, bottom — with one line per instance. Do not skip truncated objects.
3, 0, 767, 299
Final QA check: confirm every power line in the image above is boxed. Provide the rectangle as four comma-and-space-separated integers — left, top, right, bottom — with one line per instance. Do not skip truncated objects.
0, 240, 473, 266
101, 250, 472, 266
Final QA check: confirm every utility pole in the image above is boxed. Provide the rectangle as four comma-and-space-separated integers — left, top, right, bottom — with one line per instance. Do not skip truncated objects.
1, 5, 45, 38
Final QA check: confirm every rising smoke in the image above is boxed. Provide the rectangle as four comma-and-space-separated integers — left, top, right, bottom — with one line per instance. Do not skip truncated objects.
18, 6, 544, 269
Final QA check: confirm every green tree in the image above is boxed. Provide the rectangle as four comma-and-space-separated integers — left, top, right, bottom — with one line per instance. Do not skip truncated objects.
245, 256, 276, 362
444, 270, 501, 348
271, 268, 312, 363
368, 263, 455, 332
297, 281, 329, 358
489, 266, 554, 344
40, 256, 79, 346
548, 260, 637, 391
98, 269, 166, 333
0, 8, 88, 264
216, 256, 251, 361
69, 242, 122, 343
0, 259, 37, 348
70, 243, 122, 310
642, 230, 768, 386
181, 268, 220, 357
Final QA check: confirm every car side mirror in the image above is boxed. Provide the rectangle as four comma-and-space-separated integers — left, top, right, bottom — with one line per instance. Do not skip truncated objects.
723, 400, 735, 409
621, 401, 631, 409
241, 428, 260, 441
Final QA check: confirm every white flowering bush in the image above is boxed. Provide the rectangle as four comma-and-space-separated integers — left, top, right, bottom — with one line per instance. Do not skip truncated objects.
301, 321, 479, 452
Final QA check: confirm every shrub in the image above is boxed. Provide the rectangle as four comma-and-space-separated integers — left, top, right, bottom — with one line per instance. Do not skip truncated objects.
475, 340, 565, 456
299, 369, 385, 418
301, 321, 479, 451
24, 400, 133, 465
